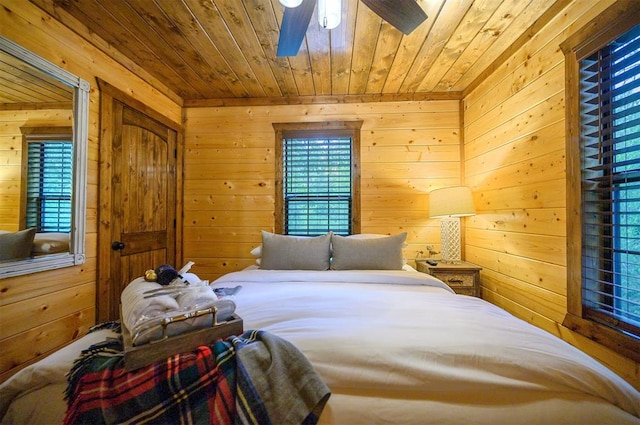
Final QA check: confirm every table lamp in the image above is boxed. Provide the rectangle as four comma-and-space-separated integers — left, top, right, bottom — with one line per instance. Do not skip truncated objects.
429, 186, 475, 263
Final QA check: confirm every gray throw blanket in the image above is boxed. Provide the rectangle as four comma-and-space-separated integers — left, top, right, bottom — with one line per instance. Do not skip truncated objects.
235, 330, 331, 424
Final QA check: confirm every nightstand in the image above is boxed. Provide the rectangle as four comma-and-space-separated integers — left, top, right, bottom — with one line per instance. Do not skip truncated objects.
415, 260, 482, 297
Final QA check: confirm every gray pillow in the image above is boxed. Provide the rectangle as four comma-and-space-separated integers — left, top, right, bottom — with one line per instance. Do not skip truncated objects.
0, 228, 37, 261
331, 232, 407, 270
260, 231, 332, 270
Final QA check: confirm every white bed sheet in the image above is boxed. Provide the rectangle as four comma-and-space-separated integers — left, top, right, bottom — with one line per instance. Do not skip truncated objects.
1, 268, 639, 424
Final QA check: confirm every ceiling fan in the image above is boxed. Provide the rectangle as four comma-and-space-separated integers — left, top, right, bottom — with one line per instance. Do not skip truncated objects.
276, 0, 428, 57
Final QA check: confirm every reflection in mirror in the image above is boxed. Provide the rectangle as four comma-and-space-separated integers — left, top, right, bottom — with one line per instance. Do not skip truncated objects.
0, 35, 89, 278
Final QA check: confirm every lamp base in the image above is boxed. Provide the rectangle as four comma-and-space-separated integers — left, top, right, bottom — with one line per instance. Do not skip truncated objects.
440, 217, 462, 263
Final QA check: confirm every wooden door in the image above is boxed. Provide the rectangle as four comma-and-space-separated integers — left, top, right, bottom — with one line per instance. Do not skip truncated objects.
97, 80, 182, 322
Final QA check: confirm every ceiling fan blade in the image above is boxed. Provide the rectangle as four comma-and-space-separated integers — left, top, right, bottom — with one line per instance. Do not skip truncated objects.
277, 0, 317, 57
361, 0, 427, 35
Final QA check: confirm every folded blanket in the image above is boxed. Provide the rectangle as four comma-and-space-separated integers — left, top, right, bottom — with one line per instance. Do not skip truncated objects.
176, 284, 219, 309
120, 277, 180, 331
121, 277, 236, 346
64, 329, 330, 425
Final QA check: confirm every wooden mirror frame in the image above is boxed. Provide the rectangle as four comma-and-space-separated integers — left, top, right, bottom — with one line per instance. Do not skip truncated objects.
0, 35, 89, 278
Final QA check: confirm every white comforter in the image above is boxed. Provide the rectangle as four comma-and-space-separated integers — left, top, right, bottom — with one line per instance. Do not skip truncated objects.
2, 268, 639, 424
212, 268, 640, 424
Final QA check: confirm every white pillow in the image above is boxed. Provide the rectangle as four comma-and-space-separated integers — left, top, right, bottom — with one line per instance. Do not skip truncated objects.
260, 231, 332, 270
331, 232, 407, 270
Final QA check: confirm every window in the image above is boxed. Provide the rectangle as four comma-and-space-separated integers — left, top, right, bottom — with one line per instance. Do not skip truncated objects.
20, 127, 73, 233
273, 121, 362, 236
563, 4, 640, 362
580, 25, 640, 333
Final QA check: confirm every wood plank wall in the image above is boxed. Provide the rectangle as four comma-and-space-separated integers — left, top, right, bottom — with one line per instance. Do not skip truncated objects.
463, 0, 639, 389
0, 109, 72, 230
183, 101, 461, 278
0, 0, 181, 382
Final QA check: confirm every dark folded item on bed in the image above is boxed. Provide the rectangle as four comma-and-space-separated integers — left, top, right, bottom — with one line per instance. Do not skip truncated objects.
64, 328, 330, 425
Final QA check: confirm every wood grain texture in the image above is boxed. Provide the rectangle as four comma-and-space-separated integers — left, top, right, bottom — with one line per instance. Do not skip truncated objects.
97, 81, 180, 322
0, 307, 94, 382
0, 0, 181, 382
22, 0, 560, 103
463, 0, 639, 388
184, 100, 461, 277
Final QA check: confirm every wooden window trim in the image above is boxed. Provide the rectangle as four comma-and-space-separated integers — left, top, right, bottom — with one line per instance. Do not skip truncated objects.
562, 1, 640, 362
272, 121, 362, 235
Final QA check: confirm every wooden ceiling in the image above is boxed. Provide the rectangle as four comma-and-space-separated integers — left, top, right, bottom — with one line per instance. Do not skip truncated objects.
29, 0, 564, 106
0, 50, 73, 108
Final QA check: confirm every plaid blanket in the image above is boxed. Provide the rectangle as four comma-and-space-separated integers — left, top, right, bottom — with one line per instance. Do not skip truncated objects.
64, 327, 329, 425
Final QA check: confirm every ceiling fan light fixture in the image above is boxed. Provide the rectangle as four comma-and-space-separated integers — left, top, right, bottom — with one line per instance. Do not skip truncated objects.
318, 0, 341, 30
279, 0, 303, 8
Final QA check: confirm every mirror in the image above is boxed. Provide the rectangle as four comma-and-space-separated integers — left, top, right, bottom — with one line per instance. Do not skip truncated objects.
0, 35, 89, 278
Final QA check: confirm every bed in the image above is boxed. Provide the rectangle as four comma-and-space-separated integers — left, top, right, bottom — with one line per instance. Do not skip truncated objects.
1, 232, 639, 424
213, 266, 640, 425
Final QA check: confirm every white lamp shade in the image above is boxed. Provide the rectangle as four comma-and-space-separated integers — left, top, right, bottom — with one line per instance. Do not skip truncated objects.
429, 186, 475, 218
279, 0, 303, 7
318, 0, 341, 29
